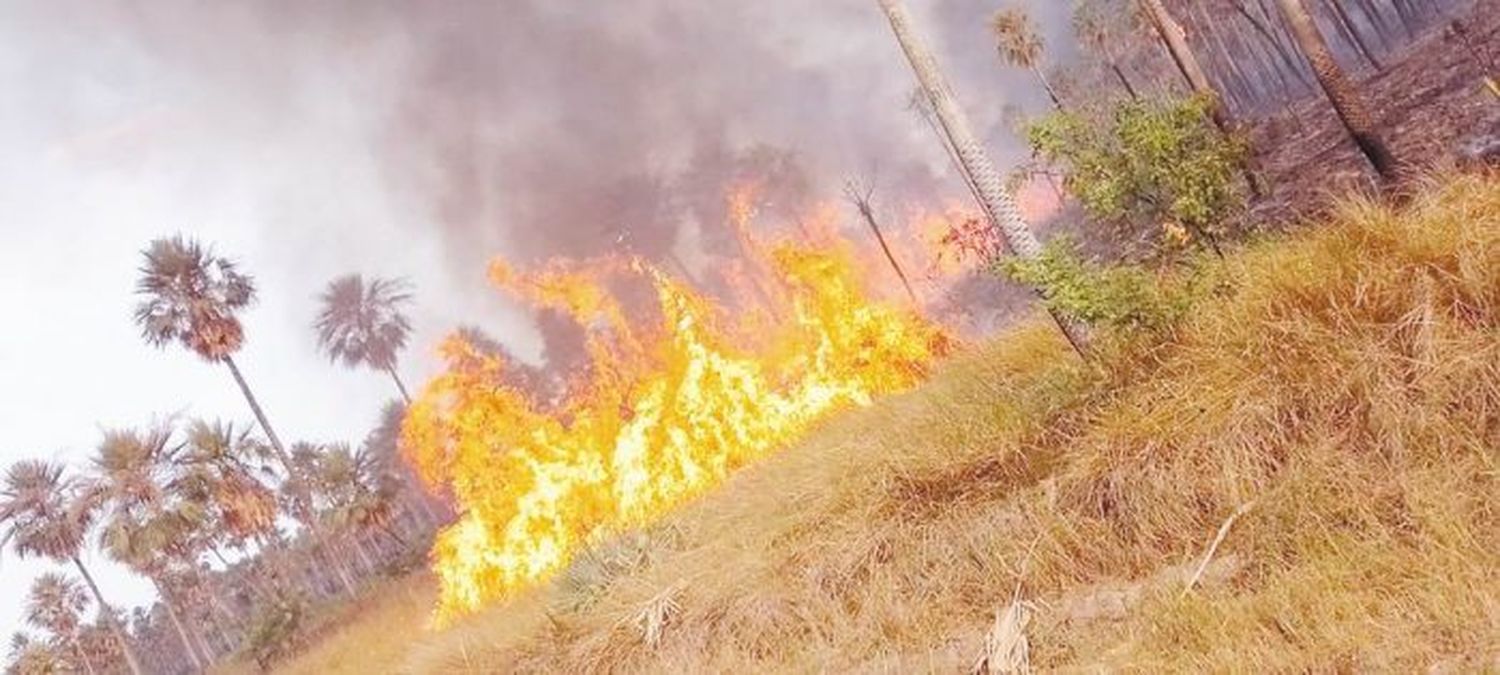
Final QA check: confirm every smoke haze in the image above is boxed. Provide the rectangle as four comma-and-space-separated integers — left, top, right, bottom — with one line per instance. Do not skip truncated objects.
0, 0, 1077, 635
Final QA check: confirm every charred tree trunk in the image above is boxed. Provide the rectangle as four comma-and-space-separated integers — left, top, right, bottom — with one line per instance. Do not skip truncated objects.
846, 184, 920, 307
1275, 0, 1403, 183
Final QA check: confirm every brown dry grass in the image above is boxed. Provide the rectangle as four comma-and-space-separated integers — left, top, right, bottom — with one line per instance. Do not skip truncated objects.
271, 173, 1500, 673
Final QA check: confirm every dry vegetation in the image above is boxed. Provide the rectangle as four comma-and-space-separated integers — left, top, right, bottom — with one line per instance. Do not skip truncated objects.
254, 173, 1498, 673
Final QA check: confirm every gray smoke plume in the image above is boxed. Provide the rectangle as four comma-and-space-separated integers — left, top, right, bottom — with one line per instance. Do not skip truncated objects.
5, 0, 1078, 367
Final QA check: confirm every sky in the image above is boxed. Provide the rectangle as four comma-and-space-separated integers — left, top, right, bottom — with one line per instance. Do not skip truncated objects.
0, 0, 1077, 641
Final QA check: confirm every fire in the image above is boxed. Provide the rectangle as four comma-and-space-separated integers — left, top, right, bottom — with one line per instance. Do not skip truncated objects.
403, 225, 951, 624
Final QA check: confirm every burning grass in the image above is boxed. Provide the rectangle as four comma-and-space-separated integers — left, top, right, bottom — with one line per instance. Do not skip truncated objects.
404, 231, 953, 624
266, 173, 1497, 672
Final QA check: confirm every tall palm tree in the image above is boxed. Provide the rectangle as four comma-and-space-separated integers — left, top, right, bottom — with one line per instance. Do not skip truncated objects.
1273, 0, 1401, 182
133, 235, 356, 595
0, 461, 145, 675
990, 6, 1063, 110
313, 275, 416, 404
875, 0, 1090, 355
83, 426, 210, 671
23, 573, 96, 675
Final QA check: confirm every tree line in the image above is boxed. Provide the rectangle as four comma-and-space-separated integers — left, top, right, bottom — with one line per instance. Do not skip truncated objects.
4, 237, 451, 674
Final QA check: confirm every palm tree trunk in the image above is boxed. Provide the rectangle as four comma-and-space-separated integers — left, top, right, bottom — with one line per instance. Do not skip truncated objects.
224, 355, 359, 596
1031, 66, 1064, 110
71, 556, 145, 675
385, 366, 412, 405
876, 0, 1090, 355
153, 579, 206, 672
1274, 0, 1401, 182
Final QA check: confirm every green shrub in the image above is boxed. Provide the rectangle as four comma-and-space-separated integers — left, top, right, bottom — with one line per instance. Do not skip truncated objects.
246, 592, 307, 670
1027, 94, 1249, 257
997, 237, 1209, 332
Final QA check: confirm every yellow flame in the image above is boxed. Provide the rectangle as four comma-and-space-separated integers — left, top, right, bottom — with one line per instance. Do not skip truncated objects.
404, 215, 950, 625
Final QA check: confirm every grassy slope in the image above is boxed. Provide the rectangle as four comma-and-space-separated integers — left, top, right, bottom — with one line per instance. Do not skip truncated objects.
269, 175, 1498, 673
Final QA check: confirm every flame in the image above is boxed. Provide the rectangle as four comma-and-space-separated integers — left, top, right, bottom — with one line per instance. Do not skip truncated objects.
403, 229, 951, 624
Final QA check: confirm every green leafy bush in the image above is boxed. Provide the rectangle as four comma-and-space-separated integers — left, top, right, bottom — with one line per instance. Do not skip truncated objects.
1027, 94, 1249, 256
997, 237, 1208, 332
246, 592, 307, 670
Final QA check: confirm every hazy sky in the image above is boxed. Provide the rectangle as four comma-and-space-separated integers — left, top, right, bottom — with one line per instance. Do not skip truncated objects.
0, 0, 1074, 640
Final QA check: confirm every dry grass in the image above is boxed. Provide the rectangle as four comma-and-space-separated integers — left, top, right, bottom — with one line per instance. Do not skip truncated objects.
270, 173, 1499, 673
212, 573, 438, 675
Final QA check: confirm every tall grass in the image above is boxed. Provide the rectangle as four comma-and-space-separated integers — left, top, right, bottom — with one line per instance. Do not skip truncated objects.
270, 174, 1499, 673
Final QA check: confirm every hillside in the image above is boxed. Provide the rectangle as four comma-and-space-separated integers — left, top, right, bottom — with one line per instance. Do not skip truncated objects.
233, 172, 1500, 673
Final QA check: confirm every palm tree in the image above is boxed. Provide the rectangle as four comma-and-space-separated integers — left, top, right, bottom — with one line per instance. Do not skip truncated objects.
298, 443, 403, 574
875, 0, 1090, 355
174, 420, 279, 555
0, 460, 145, 675
83, 426, 210, 671
1273, 0, 1401, 182
23, 573, 96, 675
313, 275, 416, 404
990, 6, 1063, 110
133, 235, 356, 595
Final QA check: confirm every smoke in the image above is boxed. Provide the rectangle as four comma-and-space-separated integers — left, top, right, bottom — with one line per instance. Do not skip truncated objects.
6, 0, 1078, 366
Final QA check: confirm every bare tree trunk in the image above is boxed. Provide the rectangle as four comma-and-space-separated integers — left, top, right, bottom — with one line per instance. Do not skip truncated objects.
876, 0, 1090, 355
1354, 0, 1397, 45
352, 534, 377, 576
224, 355, 359, 597
1326, 0, 1383, 70
1109, 61, 1140, 99
1275, 0, 1402, 182
846, 184, 920, 307
72, 557, 145, 675
1140, 0, 1230, 129
154, 579, 206, 672
1234, 0, 1316, 89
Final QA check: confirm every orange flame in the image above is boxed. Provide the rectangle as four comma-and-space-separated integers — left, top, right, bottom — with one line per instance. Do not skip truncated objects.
403, 230, 951, 624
